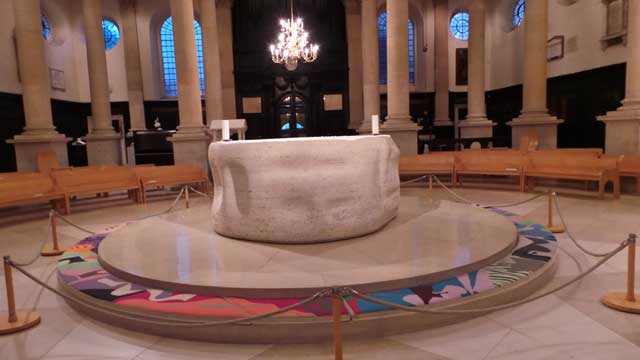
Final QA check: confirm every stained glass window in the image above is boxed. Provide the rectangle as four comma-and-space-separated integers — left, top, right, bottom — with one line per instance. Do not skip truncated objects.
450, 12, 469, 41
41, 15, 51, 40
378, 12, 415, 85
101, 19, 120, 50
513, 0, 525, 27
160, 17, 205, 97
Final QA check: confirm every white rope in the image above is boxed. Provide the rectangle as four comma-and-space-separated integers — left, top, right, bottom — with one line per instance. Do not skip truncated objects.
552, 193, 626, 258
400, 175, 428, 185
431, 175, 546, 209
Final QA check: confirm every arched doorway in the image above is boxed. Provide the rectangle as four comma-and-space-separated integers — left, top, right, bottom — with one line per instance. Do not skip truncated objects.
277, 93, 307, 138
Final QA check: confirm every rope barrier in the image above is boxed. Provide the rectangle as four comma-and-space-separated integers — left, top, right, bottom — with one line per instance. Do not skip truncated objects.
431, 175, 546, 209
187, 186, 210, 198
552, 193, 622, 258
400, 175, 428, 185
347, 236, 630, 315
10, 259, 332, 327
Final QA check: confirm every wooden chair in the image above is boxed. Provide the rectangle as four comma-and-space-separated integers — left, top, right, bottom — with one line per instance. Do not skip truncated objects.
619, 154, 640, 193
0, 172, 66, 212
524, 152, 620, 198
133, 165, 209, 203
50, 166, 142, 213
454, 150, 526, 191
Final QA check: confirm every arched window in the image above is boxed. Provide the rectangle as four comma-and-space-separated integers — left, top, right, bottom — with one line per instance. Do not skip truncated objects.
41, 15, 51, 40
101, 19, 120, 50
513, 0, 525, 27
450, 12, 469, 41
160, 17, 205, 97
377, 12, 415, 85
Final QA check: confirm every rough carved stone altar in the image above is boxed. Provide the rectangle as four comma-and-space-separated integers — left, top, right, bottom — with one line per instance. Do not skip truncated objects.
208, 135, 400, 243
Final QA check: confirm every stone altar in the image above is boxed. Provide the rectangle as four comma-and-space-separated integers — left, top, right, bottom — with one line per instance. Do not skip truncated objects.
208, 135, 400, 243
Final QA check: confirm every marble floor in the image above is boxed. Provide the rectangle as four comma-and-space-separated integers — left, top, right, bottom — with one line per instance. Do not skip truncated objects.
0, 186, 639, 359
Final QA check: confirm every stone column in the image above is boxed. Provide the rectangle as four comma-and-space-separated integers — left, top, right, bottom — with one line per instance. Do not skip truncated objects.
120, 0, 145, 132
167, 0, 209, 170
508, 0, 562, 149
598, 0, 640, 154
82, 0, 121, 165
7, 0, 69, 171
218, 0, 236, 118
460, 0, 494, 139
433, 0, 451, 127
198, 0, 224, 127
359, 0, 379, 134
345, 0, 364, 130
382, 0, 419, 154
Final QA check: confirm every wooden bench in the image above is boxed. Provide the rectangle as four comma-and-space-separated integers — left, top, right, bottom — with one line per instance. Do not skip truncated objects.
133, 165, 209, 203
524, 152, 620, 198
619, 154, 640, 193
51, 166, 142, 213
0, 172, 66, 212
398, 153, 455, 181
454, 150, 526, 191
529, 148, 603, 158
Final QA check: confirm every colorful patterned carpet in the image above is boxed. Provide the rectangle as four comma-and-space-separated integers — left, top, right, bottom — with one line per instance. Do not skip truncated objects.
57, 208, 558, 319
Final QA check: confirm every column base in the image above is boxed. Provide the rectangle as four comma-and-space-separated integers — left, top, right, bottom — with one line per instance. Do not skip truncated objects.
508, 113, 564, 149
6, 133, 71, 172
168, 132, 211, 172
597, 106, 640, 154
85, 133, 123, 166
458, 119, 495, 139
381, 117, 420, 155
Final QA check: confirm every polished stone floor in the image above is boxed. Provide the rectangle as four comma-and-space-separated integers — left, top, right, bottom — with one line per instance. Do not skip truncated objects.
98, 200, 516, 297
0, 186, 639, 359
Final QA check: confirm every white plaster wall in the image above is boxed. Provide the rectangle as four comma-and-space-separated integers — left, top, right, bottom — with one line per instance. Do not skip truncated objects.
486, 0, 627, 91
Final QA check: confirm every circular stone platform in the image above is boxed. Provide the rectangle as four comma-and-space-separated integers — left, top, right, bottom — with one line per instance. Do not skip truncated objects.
58, 198, 558, 343
97, 200, 518, 298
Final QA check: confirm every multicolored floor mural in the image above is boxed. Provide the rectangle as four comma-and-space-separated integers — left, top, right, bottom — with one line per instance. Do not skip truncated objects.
57, 209, 557, 319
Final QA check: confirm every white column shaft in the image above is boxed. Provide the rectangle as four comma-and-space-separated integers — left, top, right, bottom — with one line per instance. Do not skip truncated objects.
360, 0, 379, 132
199, 0, 224, 124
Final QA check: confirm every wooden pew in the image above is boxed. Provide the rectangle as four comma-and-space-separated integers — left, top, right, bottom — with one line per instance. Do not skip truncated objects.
50, 166, 142, 213
133, 165, 209, 203
398, 153, 455, 182
619, 154, 640, 193
524, 152, 620, 198
454, 150, 526, 191
530, 148, 603, 158
0, 172, 66, 212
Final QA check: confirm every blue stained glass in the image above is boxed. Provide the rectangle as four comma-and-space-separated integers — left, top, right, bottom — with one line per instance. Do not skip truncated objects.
101, 19, 120, 50
281, 123, 304, 130
450, 12, 469, 41
160, 17, 205, 97
41, 15, 51, 40
378, 12, 415, 85
513, 0, 525, 27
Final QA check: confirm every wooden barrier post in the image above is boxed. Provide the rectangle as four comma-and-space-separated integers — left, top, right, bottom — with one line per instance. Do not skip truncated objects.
602, 234, 640, 313
0, 256, 41, 334
185, 186, 190, 209
41, 212, 64, 257
428, 175, 433, 197
546, 191, 565, 234
332, 294, 344, 360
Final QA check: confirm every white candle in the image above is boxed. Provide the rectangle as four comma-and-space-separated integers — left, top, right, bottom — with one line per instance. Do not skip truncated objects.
222, 120, 230, 141
372, 115, 380, 135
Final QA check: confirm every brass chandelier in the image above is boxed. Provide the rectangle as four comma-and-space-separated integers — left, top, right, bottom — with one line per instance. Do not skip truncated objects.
269, 0, 319, 71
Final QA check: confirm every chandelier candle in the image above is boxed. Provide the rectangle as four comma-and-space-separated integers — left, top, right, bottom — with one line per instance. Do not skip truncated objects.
269, 0, 319, 71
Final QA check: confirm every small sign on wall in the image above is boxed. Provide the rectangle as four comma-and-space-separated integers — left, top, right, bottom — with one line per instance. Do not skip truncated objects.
242, 97, 262, 114
49, 68, 65, 91
547, 36, 565, 61
323, 94, 343, 111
